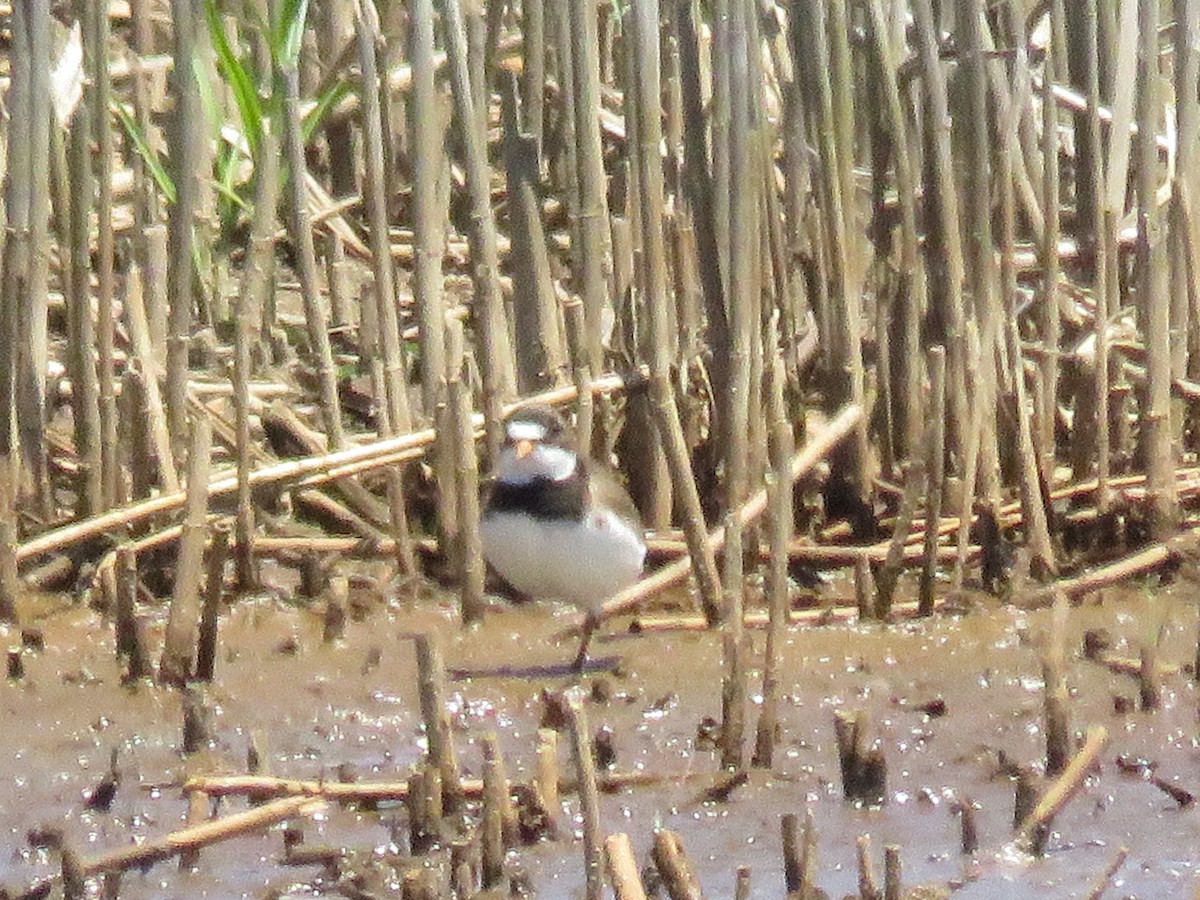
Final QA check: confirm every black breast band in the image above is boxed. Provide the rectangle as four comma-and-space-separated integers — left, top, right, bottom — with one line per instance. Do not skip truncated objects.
486, 467, 589, 521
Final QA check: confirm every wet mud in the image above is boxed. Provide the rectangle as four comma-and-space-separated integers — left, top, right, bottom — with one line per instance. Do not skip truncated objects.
2, 579, 1199, 898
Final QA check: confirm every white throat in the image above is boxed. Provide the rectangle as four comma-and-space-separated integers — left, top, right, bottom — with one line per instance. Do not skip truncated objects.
495, 443, 578, 484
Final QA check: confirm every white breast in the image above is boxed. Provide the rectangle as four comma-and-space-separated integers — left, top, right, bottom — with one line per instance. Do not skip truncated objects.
480, 509, 646, 612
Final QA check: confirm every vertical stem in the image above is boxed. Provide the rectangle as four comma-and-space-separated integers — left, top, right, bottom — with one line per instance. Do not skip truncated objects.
918, 346, 945, 616
166, 0, 202, 460
1137, 0, 1177, 536
438, 0, 517, 463
280, 63, 345, 449
562, 692, 603, 900
628, 0, 723, 623
161, 414, 212, 686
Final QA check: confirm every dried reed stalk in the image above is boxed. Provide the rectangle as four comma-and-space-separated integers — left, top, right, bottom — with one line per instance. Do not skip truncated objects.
437, 0, 516, 462
500, 71, 563, 390
720, 512, 746, 772
628, 0, 722, 624
1016, 725, 1108, 848
1043, 592, 1070, 777
84, 0, 117, 509
865, 0, 923, 462
354, 0, 411, 438
604, 832, 648, 900
165, 0, 204, 461
561, 692, 603, 900
1038, 0, 1063, 467
281, 64, 345, 450
125, 264, 180, 493
160, 413, 212, 685
450, 330, 487, 625
65, 90, 103, 516
568, 0, 613, 378
918, 346, 946, 615
754, 341, 794, 768
521, 0, 545, 161
911, 0, 967, 477
1137, 0, 1178, 537
415, 632, 463, 812
195, 522, 229, 682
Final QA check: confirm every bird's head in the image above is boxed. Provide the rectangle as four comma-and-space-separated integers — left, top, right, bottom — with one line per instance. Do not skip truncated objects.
495, 404, 578, 484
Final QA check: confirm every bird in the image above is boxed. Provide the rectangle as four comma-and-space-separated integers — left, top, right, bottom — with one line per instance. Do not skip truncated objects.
480, 403, 646, 672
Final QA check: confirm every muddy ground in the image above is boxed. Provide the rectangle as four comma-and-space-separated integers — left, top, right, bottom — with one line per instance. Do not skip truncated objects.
1, 568, 1199, 899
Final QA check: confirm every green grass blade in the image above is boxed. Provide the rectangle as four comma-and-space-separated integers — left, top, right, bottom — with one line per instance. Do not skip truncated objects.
111, 101, 176, 203
203, 0, 263, 158
276, 0, 310, 69
302, 76, 350, 141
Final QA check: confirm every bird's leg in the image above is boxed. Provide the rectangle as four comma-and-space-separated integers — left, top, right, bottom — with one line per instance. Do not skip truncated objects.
572, 609, 601, 673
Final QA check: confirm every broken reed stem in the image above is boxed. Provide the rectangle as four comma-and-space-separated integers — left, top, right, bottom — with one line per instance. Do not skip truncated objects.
1139, 641, 1161, 711
651, 830, 703, 900
560, 691, 603, 900
952, 323, 984, 591
883, 844, 901, 900
160, 413, 211, 686
1086, 845, 1129, 900
114, 547, 148, 681
956, 795, 979, 854
781, 813, 801, 895
449, 323, 487, 625
355, 0, 411, 437
482, 732, 519, 848
179, 789, 209, 870
435, 0, 516, 460
874, 456, 925, 619
279, 63, 343, 450
856, 834, 880, 900
1044, 591, 1071, 777
322, 576, 348, 643
1017, 725, 1109, 847
195, 522, 229, 682
800, 807, 818, 895
122, 262, 180, 493
536, 727, 560, 813
568, 0, 613, 380
604, 832, 648, 900
414, 632, 463, 813
64, 795, 325, 885
407, 763, 442, 856
834, 709, 887, 806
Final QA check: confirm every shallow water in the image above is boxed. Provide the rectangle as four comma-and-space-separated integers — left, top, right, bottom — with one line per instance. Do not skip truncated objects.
2, 577, 1199, 898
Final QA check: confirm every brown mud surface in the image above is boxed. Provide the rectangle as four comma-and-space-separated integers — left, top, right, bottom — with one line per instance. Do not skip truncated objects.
2, 578, 1199, 898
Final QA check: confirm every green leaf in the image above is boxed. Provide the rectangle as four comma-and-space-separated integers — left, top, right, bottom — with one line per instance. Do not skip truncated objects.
302, 76, 350, 141
203, 0, 264, 158
111, 101, 176, 203
275, 0, 310, 68
193, 54, 225, 143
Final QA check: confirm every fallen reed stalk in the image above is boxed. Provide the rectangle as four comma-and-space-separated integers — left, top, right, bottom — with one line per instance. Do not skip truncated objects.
1016, 725, 1108, 848
16, 374, 637, 566
79, 794, 324, 882
181, 765, 707, 803
600, 403, 863, 620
